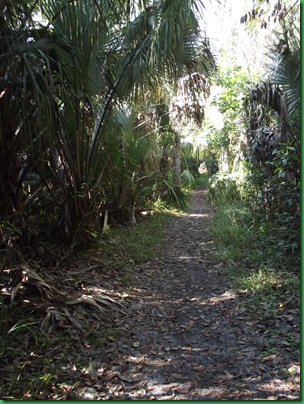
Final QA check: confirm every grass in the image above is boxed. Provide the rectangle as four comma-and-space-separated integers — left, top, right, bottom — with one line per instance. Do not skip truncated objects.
105, 208, 182, 265
228, 264, 278, 294
182, 173, 210, 192
209, 202, 255, 262
209, 199, 300, 321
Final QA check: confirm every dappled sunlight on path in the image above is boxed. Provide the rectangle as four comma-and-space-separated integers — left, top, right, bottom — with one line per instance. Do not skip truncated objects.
72, 187, 299, 400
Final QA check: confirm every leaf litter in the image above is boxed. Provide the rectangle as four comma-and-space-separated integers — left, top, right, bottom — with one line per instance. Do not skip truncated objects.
0, 187, 300, 400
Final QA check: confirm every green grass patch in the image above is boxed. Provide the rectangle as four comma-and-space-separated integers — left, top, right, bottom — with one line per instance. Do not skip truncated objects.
209, 199, 300, 321
107, 209, 181, 265
228, 264, 278, 294
182, 173, 210, 191
227, 262, 299, 318
209, 202, 257, 263
191, 173, 210, 188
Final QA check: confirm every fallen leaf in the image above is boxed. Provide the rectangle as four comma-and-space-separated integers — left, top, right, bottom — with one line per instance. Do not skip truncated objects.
132, 341, 140, 348
174, 385, 190, 394
127, 388, 146, 398
118, 374, 142, 383
104, 371, 119, 381
258, 364, 268, 372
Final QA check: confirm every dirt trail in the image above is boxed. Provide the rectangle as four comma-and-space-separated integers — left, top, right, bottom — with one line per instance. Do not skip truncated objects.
76, 187, 299, 400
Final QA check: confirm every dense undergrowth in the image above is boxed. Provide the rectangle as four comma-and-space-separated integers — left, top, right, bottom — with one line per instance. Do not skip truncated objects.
106, 174, 209, 267
206, 161, 300, 391
0, 171, 299, 399
208, 182, 300, 324
0, 195, 184, 400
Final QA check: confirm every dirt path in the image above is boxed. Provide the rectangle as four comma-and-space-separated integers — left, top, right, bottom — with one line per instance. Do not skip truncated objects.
75, 188, 300, 400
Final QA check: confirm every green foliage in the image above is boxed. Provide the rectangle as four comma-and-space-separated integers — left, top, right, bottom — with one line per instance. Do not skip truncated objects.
181, 168, 196, 187
200, 145, 219, 175
210, 202, 256, 262
239, 7, 300, 264
242, 139, 300, 261
204, 65, 257, 173
266, 27, 300, 121
158, 179, 188, 210
0, 0, 216, 252
0, 221, 22, 243
192, 173, 210, 188
214, 66, 254, 115
271, 142, 299, 178
210, 200, 300, 320
109, 210, 176, 265
206, 9, 300, 271
210, 159, 299, 266
208, 173, 241, 204
181, 142, 201, 180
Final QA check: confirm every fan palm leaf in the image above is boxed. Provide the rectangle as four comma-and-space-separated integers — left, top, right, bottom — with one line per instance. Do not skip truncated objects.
266, 28, 300, 122
246, 81, 288, 142
1, 0, 217, 242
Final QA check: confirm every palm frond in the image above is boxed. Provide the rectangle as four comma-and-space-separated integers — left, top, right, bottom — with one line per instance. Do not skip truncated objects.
265, 28, 300, 121
181, 168, 196, 185
246, 81, 288, 142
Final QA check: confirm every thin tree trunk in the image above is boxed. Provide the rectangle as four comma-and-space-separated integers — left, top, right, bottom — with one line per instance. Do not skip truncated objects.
102, 210, 108, 233
173, 130, 181, 188
220, 146, 230, 172
130, 204, 136, 225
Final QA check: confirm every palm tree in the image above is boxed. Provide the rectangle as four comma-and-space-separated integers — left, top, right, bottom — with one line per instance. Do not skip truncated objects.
0, 0, 217, 247
170, 71, 213, 186
243, 19, 300, 224
245, 20, 300, 143
267, 27, 300, 125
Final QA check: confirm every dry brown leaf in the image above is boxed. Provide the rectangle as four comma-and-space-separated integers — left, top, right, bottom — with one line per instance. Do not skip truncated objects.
46, 307, 83, 330
68, 264, 102, 274
62, 307, 83, 330
104, 371, 119, 381
93, 295, 125, 310
174, 385, 191, 394
127, 388, 146, 398
118, 374, 142, 383
258, 364, 268, 372
66, 296, 105, 313
22, 266, 52, 290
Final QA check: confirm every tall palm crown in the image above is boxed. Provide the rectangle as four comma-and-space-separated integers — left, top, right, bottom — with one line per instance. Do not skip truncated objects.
0, 0, 216, 242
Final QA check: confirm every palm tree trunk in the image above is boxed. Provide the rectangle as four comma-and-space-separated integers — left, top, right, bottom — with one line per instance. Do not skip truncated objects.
173, 130, 181, 188
220, 146, 230, 172
0, 121, 23, 216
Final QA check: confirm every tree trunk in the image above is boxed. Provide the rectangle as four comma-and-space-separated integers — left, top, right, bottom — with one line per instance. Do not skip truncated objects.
102, 210, 108, 233
173, 130, 181, 187
0, 124, 24, 216
130, 204, 136, 225
220, 146, 230, 172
